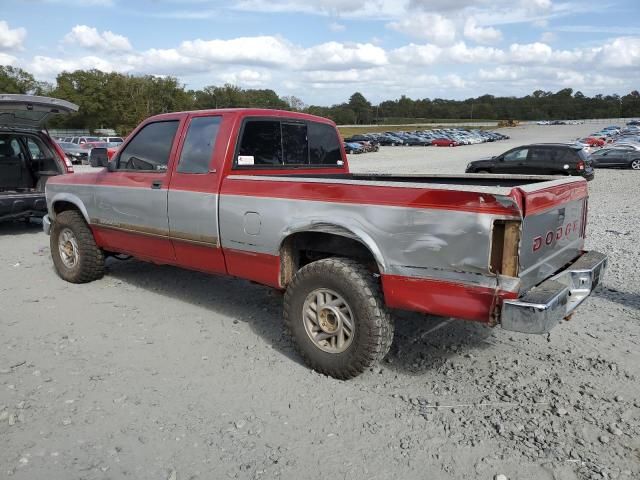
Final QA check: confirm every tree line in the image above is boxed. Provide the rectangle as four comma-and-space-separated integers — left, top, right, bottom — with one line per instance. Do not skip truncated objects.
1, 66, 639, 134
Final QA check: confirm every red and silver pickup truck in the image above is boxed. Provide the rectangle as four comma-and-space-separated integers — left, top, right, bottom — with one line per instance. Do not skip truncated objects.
44, 109, 606, 379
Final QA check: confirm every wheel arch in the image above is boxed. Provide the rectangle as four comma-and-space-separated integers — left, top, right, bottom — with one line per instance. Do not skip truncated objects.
278, 222, 386, 287
50, 193, 90, 224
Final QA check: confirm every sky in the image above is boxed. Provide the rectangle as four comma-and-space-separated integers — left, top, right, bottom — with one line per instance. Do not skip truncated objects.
1, 0, 639, 105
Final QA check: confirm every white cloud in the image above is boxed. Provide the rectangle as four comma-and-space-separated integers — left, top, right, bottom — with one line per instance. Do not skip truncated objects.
508, 42, 553, 63
463, 18, 502, 44
388, 14, 456, 46
29, 55, 124, 76
328, 22, 346, 32
391, 43, 442, 65
0, 52, 18, 65
0, 21, 27, 51
302, 42, 388, 70
596, 37, 640, 68
221, 69, 271, 87
448, 42, 504, 63
178, 36, 293, 67
64, 25, 132, 52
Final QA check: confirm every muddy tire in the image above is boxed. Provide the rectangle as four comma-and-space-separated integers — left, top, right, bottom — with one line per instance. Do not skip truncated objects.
283, 257, 394, 379
50, 210, 105, 283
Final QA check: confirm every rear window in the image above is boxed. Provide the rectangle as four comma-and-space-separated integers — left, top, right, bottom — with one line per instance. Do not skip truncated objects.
236, 118, 342, 168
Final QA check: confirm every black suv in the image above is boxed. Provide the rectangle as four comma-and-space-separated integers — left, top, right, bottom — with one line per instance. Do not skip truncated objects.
465, 143, 594, 180
0, 94, 77, 222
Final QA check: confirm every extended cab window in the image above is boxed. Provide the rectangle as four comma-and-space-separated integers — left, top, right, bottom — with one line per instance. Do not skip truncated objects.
238, 120, 282, 166
118, 120, 179, 171
309, 122, 342, 165
237, 119, 342, 168
177, 116, 221, 174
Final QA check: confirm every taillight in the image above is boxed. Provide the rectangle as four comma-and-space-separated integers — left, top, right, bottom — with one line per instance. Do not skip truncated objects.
577, 160, 585, 171
64, 156, 74, 173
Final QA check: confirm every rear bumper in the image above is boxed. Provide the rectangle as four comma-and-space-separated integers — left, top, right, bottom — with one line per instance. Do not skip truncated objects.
43, 214, 51, 235
501, 250, 607, 334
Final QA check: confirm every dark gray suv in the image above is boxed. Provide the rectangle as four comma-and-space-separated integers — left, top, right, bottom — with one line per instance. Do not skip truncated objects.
465, 143, 595, 180
0, 94, 77, 222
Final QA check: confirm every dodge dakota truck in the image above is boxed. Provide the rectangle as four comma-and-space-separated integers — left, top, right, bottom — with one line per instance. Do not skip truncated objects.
44, 109, 606, 379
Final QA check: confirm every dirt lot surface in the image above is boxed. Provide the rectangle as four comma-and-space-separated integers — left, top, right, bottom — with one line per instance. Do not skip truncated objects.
1, 124, 639, 480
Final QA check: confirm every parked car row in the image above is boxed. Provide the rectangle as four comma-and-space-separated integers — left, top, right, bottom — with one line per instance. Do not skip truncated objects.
344, 128, 509, 150
56, 139, 123, 164
343, 141, 380, 154
571, 124, 640, 170
537, 120, 584, 125
56, 135, 124, 145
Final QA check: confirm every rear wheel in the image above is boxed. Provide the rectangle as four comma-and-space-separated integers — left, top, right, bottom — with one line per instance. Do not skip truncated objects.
630, 159, 640, 170
283, 257, 394, 379
50, 210, 105, 283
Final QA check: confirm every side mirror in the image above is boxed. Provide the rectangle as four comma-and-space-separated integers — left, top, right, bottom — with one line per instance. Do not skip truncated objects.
89, 147, 110, 168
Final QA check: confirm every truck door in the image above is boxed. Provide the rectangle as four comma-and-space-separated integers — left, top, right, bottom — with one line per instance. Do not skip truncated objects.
167, 114, 225, 273
92, 120, 180, 261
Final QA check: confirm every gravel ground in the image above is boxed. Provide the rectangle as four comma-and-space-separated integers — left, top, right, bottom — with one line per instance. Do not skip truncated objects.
1, 124, 639, 480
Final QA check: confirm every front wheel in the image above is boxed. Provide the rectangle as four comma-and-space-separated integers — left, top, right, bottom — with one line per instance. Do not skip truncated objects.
283, 258, 394, 379
630, 159, 640, 170
50, 210, 105, 283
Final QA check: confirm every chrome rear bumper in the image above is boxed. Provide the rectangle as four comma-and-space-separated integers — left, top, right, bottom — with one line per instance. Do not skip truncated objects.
43, 214, 51, 235
501, 251, 607, 334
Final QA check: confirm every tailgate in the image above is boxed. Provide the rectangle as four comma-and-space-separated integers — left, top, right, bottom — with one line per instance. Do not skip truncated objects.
517, 179, 589, 291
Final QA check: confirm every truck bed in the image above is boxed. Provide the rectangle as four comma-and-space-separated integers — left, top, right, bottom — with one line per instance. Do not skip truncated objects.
277, 172, 559, 188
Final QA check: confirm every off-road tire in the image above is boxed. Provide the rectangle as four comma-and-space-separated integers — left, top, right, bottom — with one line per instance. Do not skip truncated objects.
283, 257, 394, 379
50, 210, 105, 283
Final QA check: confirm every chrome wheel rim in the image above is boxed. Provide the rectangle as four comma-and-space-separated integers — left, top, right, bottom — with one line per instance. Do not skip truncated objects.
303, 288, 354, 354
58, 228, 79, 269
632, 160, 640, 170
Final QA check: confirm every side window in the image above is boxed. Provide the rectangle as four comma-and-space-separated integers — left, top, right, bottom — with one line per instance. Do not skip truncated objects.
282, 122, 308, 165
118, 121, 179, 171
309, 122, 342, 165
26, 138, 46, 159
177, 116, 221, 174
503, 148, 528, 162
529, 148, 551, 163
238, 120, 282, 166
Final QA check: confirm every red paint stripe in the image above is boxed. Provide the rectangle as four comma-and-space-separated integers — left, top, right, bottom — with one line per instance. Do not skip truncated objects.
521, 181, 588, 216
222, 178, 521, 215
381, 275, 518, 322
224, 248, 281, 288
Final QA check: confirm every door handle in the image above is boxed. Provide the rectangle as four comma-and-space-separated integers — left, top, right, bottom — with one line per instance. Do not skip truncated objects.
151, 180, 162, 189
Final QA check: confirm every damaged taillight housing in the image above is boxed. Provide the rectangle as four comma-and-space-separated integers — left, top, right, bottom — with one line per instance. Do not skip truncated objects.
490, 220, 521, 277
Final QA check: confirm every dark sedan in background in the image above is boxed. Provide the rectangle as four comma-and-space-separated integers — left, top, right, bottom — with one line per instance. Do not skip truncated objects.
465, 143, 594, 180
57, 141, 88, 165
589, 146, 640, 170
